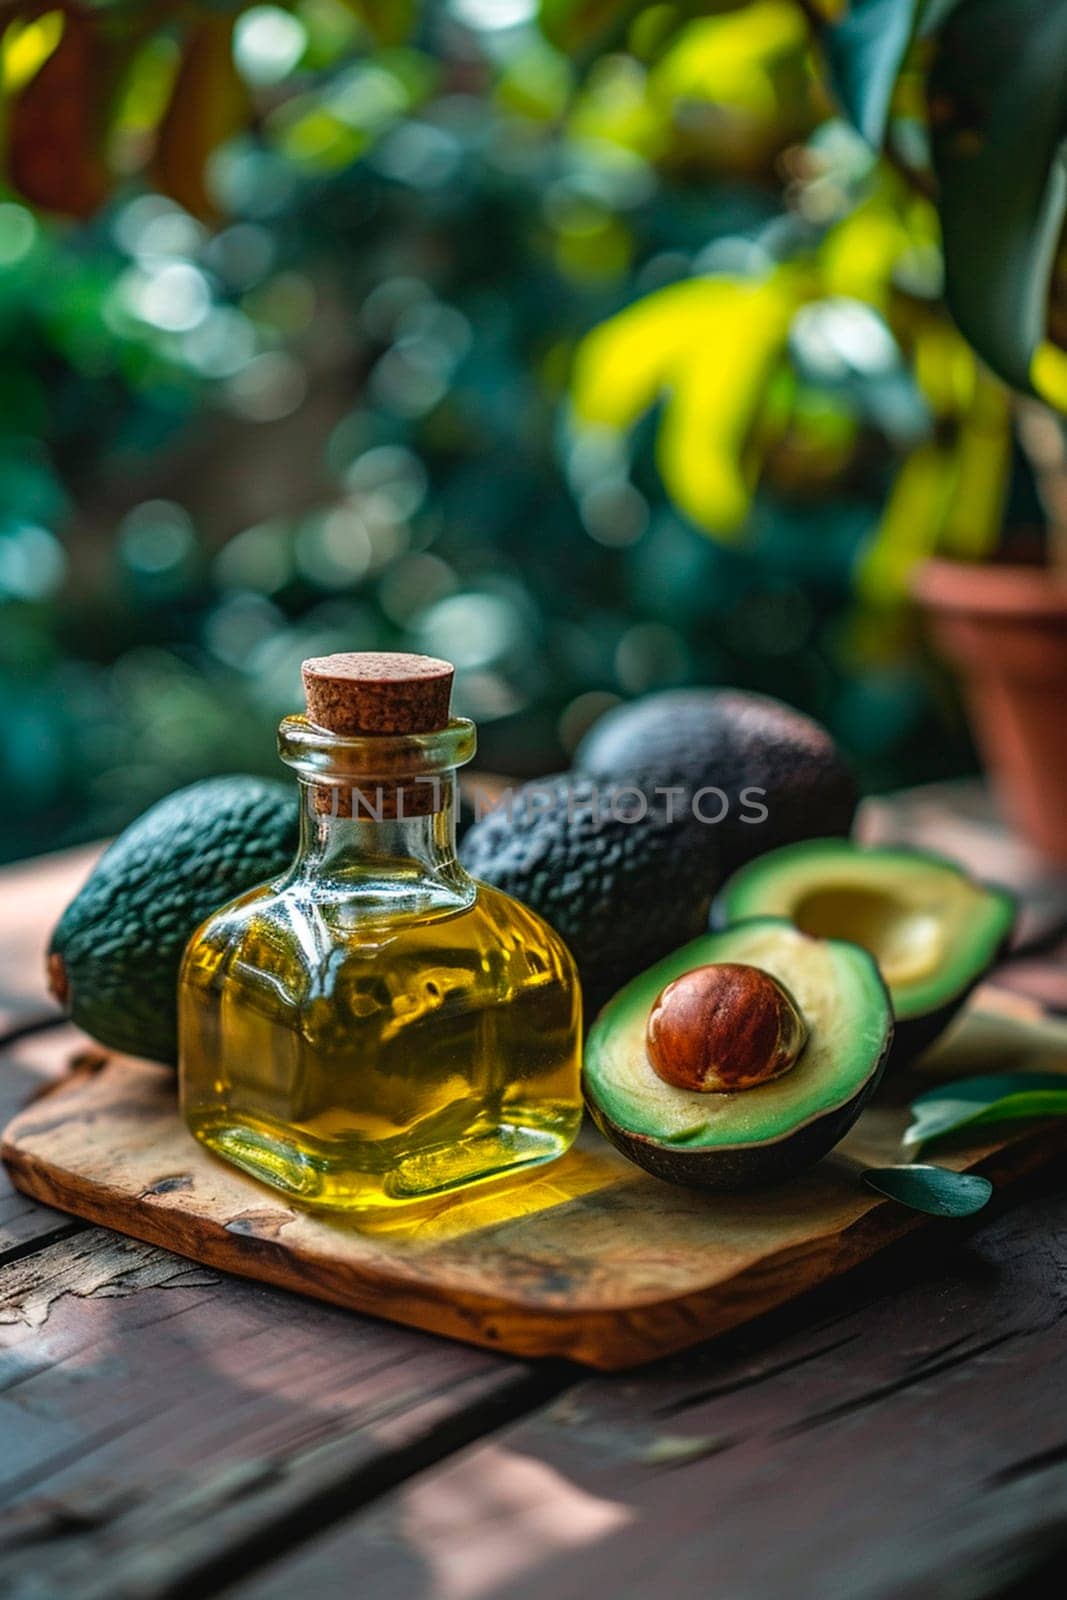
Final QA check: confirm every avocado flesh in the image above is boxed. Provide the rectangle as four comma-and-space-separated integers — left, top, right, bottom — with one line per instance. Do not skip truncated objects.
584, 919, 891, 1157
717, 841, 1015, 1023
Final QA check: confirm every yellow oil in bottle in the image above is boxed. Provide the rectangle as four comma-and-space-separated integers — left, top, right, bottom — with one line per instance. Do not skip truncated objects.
179, 878, 582, 1211
178, 652, 583, 1214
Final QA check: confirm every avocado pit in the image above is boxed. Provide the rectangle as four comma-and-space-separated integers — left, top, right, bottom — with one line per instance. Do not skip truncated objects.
647, 963, 807, 1093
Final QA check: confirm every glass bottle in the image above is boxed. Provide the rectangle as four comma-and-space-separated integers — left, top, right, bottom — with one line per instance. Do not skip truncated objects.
178, 652, 583, 1212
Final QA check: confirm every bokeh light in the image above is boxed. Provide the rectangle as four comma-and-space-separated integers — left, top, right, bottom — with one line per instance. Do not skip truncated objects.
0, 0, 1014, 863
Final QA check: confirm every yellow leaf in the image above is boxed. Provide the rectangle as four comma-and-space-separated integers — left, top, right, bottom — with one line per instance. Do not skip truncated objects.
2, 10, 64, 94
567, 55, 665, 161
912, 319, 977, 418
857, 329, 1010, 604
857, 440, 957, 606
652, 1, 807, 113
571, 274, 799, 536
820, 200, 910, 308
1031, 340, 1067, 413
571, 279, 710, 431
112, 34, 182, 143
656, 281, 795, 534
940, 370, 1011, 561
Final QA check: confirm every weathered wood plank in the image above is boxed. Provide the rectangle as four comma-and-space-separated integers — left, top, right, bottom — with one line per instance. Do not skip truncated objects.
0, 1028, 93, 1260
0, 844, 100, 1040
0, 1224, 564, 1600
0, 1030, 565, 1600
225, 1178, 1067, 1600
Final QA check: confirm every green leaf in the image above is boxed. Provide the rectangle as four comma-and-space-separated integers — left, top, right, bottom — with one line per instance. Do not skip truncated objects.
862, 1164, 993, 1217
905, 1072, 1067, 1150
824, 0, 917, 147
928, 0, 1067, 405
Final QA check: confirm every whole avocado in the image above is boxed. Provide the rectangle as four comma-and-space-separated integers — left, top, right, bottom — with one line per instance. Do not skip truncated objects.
49, 776, 299, 1065
574, 688, 858, 874
459, 773, 721, 1015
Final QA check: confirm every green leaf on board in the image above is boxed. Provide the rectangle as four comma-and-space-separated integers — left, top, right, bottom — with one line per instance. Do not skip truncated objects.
905, 1072, 1067, 1150
928, 0, 1067, 408
824, 0, 917, 148
862, 1164, 993, 1217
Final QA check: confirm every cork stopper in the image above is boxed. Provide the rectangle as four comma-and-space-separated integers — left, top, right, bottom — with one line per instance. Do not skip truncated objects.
299, 652, 456, 819
301, 652, 454, 736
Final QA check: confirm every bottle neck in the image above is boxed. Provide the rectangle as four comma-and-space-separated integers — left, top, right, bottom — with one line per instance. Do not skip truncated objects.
299, 771, 463, 866
278, 713, 478, 918
290, 782, 474, 918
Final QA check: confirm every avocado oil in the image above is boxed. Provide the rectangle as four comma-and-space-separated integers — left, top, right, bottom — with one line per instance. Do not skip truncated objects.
178, 653, 582, 1213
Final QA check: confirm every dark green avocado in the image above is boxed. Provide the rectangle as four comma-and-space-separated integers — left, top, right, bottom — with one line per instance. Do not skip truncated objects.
715, 839, 1016, 1062
49, 776, 299, 1065
459, 773, 721, 1014
583, 918, 893, 1190
574, 688, 858, 874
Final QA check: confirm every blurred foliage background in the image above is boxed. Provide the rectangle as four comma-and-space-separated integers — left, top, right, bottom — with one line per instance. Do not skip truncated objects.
0, 0, 1061, 863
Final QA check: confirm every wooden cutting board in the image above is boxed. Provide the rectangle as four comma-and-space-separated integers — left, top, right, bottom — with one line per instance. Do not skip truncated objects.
5, 991, 1067, 1370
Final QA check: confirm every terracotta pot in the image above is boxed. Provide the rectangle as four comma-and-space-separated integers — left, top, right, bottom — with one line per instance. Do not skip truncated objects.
915, 559, 1067, 863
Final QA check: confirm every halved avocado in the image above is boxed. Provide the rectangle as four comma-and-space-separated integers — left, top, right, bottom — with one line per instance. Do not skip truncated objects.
716, 840, 1015, 1061
583, 918, 893, 1190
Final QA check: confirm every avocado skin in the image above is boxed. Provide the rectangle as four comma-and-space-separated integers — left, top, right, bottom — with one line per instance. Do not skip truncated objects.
575, 689, 858, 875
587, 1022, 893, 1191
50, 776, 299, 1065
888, 949, 1010, 1064
459, 774, 721, 1015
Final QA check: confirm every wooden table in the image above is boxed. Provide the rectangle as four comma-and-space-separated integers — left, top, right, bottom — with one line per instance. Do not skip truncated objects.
2, 784, 1067, 1600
